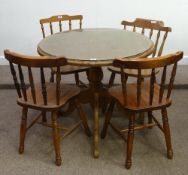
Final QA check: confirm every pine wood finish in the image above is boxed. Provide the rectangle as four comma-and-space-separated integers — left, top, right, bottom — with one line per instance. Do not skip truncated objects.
101, 51, 183, 169
4, 50, 91, 166
39, 14, 89, 86
108, 18, 172, 87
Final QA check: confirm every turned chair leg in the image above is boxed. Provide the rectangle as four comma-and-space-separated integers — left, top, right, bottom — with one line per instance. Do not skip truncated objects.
137, 78, 145, 125
101, 100, 107, 114
50, 71, 55, 82
161, 108, 173, 159
19, 107, 28, 154
101, 96, 109, 114
75, 100, 91, 137
125, 114, 135, 169
51, 111, 62, 166
42, 111, 47, 122
148, 111, 153, 129
138, 112, 145, 125
108, 72, 116, 88
101, 100, 115, 139
74, 72, 80, 86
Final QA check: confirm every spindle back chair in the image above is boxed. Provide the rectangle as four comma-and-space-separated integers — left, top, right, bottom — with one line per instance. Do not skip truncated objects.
101, 51, 183, 169
108, 18, 172, 87
39, 14, 89, 85
4, 49, 91, 166
121, 18, 171, 57
40, 15, 83, 38
5, 50, 67, 108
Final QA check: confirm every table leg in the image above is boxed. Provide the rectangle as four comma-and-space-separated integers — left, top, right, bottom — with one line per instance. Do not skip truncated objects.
63, 67, 107, 158
88, 67, 103, 158
93, 92, 99, 158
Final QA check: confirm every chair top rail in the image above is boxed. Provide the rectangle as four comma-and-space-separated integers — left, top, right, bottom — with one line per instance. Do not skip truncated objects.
113, 52, 183, 69
121, 18, 171, 32
4, 50, 67, 67
40, 15, 83, 24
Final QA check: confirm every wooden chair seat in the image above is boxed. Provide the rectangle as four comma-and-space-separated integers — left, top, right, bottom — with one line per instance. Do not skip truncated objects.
17, 83, 80, 110
4, 50, 91, 166
101, 52, 183, 169
107, 18, 171, 88
52, 65, 88, 74
109, 83, 171, 112
108, 66, 160, 77
40, 14, 89, 85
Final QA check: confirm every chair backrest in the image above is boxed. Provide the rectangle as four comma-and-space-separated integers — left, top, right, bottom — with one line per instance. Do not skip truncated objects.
40, 14, 83, 38
4, 50, 67, 106
121, 18, 172, 57
113, 51, 183, 107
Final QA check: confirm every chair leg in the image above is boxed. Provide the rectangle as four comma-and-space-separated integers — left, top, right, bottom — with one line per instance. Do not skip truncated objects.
161, 108, 173, 159
125, 114, 135, 169
138, 112, 145, 125
102, 71, 115, 114
101, 100, 115, 139
108, 72, 116, 88
50, 71, 55, 82
42, 111, 47, 122
19, 107, 28, 154
75, 100, 91, 137
138, 78, 145, 124
51, 111, 62, 166
75, 72, 80, 86
101, 96, 109, 114
148, 111, 153, 129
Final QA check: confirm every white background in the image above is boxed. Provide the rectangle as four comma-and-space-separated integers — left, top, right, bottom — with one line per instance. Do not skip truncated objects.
0, 0, 187, 61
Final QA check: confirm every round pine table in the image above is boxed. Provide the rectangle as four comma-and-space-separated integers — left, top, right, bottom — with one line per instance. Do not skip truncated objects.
38, 28, 154, 158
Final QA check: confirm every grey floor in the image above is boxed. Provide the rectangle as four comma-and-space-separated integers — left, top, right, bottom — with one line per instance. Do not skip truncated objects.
0, 66, 188, 175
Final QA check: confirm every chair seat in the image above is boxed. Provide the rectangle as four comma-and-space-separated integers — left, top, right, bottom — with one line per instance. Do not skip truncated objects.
108, 66, 160, 77
109, 83, 171, 112
17, 83, 80, 110
52, 65, 89, 74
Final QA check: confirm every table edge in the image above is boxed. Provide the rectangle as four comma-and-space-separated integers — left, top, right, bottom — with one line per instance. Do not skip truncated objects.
37, 43, 155, 67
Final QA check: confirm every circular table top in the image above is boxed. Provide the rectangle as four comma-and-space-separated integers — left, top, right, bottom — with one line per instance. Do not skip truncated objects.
38, 28, 154, 66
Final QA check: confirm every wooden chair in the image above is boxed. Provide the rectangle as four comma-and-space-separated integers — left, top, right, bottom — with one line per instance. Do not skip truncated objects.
108, 18, 172, 87
39, 14, 89, 85
4, 50, 91, 166
101, 51, 183, 169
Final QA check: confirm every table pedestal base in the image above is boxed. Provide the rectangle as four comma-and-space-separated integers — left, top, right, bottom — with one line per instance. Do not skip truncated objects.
83, 67, 108, 158
60, 67, 108, 158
